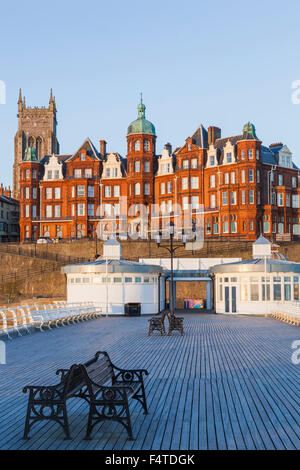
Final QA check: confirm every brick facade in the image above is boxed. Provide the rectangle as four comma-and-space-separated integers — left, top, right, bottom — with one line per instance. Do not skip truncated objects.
18, 97, 300, 243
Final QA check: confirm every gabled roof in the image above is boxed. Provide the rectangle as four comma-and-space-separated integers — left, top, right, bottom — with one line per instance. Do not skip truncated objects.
66, 137, 100, 162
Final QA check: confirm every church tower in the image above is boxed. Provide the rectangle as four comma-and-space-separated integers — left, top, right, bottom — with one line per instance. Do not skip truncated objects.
13, 89, 59, 199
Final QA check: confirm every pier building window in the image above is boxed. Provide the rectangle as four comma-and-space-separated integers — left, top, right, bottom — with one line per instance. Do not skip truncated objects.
250, 277, 259, 301
273, 277, 282, 301
294, 277, 299, 300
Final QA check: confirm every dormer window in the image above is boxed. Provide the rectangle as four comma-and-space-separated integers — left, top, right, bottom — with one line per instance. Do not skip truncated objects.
47, 170, 52, 179
80, 153, 85, 161
226, 153, 232, 164
144, 140, 150, 151
210, 156, 215, 166
106, 168, 110, 178
134, 141, 140, 151
286, 156, 291, 167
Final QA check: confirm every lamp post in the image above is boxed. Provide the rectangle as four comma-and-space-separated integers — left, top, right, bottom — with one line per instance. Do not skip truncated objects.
155, 222, 186, 316
94, 226, 99, 259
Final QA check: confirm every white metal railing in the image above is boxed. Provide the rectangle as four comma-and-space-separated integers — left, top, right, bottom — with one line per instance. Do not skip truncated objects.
0, 302, 102, 339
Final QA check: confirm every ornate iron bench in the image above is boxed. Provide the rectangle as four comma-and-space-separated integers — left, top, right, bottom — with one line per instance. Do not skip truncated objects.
167, 313, 184, 336
23, 351, 149, 441
148, 310, 168, 336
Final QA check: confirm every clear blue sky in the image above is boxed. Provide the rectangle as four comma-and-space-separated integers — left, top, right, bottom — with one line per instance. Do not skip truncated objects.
1, 0, 300, 187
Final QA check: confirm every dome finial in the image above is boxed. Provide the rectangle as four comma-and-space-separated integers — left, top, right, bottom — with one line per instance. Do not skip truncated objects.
137, 93, 146, 119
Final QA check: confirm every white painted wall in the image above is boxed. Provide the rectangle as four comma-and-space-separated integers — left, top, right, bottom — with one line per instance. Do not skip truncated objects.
66, 273, 164, 315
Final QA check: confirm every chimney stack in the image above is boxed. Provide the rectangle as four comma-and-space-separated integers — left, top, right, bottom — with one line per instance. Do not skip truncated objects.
208, 126, 221, 146
100, 139, 107, 157
4, 186, 11, 198
164, 142, 172, 154
0, 184, 3, 196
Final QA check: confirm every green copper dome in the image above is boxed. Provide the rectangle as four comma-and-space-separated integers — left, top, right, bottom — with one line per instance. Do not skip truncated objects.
24, 147, 38, 161
127, 95, 156, 136
242, 122, 258, 140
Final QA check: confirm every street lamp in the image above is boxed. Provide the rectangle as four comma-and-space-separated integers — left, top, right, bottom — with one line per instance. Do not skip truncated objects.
155, 222, 187, 316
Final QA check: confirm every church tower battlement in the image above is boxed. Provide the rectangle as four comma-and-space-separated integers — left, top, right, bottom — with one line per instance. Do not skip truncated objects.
13, 89, 60, 199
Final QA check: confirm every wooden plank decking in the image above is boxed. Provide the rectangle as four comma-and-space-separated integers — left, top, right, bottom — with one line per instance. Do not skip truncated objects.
0, 314, 299, 450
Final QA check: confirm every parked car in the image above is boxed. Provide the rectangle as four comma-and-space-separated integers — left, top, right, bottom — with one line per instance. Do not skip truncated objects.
37, 237, 53, 244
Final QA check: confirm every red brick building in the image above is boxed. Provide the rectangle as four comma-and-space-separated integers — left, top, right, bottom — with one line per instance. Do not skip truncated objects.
18, 95, 300, 242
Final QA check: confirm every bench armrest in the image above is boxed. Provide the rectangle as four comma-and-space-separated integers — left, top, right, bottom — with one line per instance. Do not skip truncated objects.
92, 383, 135, 400
23, 384, 64, 401
112, 366, 149, 383
56, 368, 70, 381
